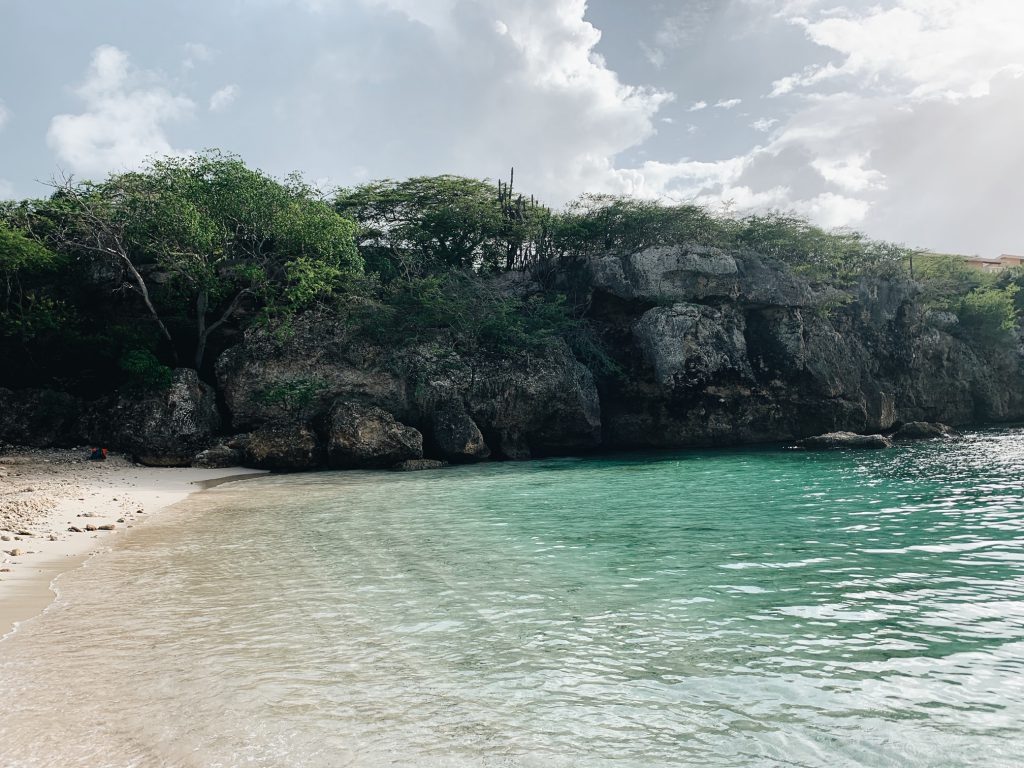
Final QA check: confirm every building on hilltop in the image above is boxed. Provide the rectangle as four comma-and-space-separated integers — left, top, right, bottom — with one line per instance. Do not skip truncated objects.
962, 254, 1023, 272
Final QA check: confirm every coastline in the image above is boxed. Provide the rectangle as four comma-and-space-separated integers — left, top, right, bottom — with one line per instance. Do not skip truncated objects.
0, 448, 266, 639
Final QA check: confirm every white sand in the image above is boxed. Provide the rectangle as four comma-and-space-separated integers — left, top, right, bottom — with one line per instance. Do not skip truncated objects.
0, 448, 265, 638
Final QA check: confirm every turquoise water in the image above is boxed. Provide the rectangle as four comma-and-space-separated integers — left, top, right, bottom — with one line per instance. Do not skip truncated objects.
2, 430, 1024, 767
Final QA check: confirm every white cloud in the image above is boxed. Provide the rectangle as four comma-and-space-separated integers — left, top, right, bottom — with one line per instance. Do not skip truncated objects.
47, 45, 194, 178
621, 0, 1024, 249
790, 192, 870, 228
209, 84, 239, 112
640, 42, 666, 69
182, 42, 214, 70
811, 154, 886, 194
715, 98, 742, 109
0, 99, 8, 131
293, 0, 672, 203
780, 1, 1024, 101
0, 178, 14, 199
688, 100, 707, 111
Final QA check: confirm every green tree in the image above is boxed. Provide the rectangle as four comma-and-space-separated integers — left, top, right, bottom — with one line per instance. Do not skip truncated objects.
42, 151, 362, 369
0, 221, 67, 341
553, 194, 725, 257
336, 175, 549, 279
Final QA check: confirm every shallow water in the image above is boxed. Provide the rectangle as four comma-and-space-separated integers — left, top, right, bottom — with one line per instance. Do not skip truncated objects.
2, 430, 1024, 767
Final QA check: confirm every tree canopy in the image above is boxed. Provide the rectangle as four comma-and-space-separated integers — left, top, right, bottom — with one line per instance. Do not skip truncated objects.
37, 151, 362, 369
0, 151, 1017, 394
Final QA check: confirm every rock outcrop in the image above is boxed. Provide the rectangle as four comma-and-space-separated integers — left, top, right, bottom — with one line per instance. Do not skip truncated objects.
428, 400, 490, 462
192, 444, 245, 468
91, 369, 220, 466
10, 240, 1020, 472
244, 425, 323, 471
797, 432, 894, 450
392, 459, 449, 472
892, 421, 956, 440
326, 401, 423, 469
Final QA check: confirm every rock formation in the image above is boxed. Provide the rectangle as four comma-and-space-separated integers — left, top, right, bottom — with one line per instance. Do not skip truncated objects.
3, 243, 1022, 469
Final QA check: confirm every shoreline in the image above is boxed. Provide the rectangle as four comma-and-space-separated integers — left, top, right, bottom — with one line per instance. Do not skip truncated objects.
0, 448, 266, 639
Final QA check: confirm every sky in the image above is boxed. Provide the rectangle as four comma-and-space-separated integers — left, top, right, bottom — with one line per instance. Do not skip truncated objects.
1, 0, 1023, 255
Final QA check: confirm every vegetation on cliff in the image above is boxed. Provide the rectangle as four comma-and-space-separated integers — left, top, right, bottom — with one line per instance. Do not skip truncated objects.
0, 151, 1019, 400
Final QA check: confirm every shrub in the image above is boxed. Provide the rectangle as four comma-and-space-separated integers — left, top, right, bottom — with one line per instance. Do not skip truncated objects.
119, 349, 174, 392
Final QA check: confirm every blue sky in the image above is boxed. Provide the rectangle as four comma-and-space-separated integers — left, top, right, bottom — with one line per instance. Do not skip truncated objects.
2, 0, 1023, 255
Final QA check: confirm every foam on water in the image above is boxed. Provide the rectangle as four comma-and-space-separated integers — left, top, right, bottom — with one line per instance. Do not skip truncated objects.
2, 430, 1024, 767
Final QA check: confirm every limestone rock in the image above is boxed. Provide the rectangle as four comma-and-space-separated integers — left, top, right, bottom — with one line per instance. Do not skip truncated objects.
192, 444, 244, 469
85, 369, 221, 466
797, 432, 893, 450
215, 316, 408, 431
429, 400, 490, 462
462, 340, 602, 459
326, 401, 422, 469
892, 422, 956, 440
391, 459, 449, 472
244, 425, 324, 471
633, 303, 752, 390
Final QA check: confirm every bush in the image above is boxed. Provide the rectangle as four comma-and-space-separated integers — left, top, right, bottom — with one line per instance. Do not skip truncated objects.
119, 348, 174, 392
958, 285, 1019, 341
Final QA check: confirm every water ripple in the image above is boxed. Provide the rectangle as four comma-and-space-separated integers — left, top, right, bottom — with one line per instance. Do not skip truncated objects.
2, 429, 1024, 766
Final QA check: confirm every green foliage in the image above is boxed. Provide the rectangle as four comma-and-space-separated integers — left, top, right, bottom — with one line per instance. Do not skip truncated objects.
119, 348, 174, 392
3, 150, 1020, 397
43, 150, 362, 368
549, 198, 912, 285
353, 271, 577, 357
958, 285, 1019, 340
553, 195, 727, 256
256, 378, 325, 412
0, 222, 57, 274
0, 222, 75, 343
914, 253, 992, 309
336, 175, 550, 279
995, 265, 1024, 314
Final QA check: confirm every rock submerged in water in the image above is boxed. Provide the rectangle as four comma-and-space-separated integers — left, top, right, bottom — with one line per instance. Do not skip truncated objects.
797, 431, 893, 450
892, 422, 956, 440
391, 459, 449, 472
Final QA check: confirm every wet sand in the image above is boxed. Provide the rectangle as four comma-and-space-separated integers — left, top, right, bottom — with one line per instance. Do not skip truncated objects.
0, 448, 265, 638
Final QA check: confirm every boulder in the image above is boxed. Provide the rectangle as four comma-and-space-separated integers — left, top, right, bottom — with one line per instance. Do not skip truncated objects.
797, 431, 893, 450
215, 316, 408, 431
391, 459, 449, 472
192, 444, 245, 468
430, 400, 490, 462
892, 421, 956, 440
244, 425, 323, 471
91, 369, 220, 466
326, 401, 423, 469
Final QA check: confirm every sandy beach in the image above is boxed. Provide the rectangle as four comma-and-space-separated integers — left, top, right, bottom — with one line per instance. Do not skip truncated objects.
0, 447, 265, 638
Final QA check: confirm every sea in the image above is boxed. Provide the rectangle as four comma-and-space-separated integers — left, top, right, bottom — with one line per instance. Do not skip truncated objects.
2, 429, 1024, 767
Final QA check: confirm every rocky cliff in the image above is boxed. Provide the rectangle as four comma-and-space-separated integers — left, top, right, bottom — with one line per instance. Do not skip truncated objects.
3, 244, 1021, 468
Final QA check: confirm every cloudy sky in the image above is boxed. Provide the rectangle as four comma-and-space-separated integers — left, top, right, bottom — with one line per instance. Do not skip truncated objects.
1, 0, 1023, 255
